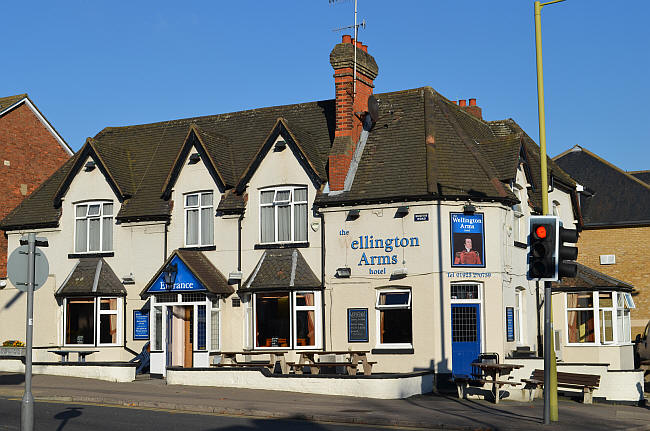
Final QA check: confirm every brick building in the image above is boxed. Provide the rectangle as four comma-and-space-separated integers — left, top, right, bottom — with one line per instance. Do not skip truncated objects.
555, 146, 650, 337
0, 94, 72, 278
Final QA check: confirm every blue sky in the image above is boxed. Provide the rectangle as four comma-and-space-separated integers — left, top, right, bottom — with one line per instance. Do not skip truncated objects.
3, 1, 648, 171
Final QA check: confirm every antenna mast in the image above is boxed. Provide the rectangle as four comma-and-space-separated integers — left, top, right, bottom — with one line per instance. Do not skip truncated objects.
330, 0, 366, 98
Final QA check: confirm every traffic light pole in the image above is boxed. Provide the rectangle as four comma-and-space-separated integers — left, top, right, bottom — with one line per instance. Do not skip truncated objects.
535, 0, 565, 424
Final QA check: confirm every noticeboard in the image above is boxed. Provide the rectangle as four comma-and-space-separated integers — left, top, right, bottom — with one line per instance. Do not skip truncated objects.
505, 307, 515, 342
133, 310, 150, 340
348, 308, 368, 342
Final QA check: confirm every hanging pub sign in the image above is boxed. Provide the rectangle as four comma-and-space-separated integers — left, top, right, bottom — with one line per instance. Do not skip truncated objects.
450, 212, 485, 268
146, 255, 207, 293
133, 310, 150, 340
348, 308, 369, 342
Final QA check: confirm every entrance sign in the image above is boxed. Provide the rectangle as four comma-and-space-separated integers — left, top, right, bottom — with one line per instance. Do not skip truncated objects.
506, 307, 515, 342
348, 308, 368, 342
147, 256, 206, 293
450, 213, 485, 268
133, 310, 150, 340
7, 245, 49, 292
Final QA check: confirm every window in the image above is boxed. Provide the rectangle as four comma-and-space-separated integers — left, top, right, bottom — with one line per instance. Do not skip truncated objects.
253, 291, 321, 349
65, 297, 122, 346
185, 192, 213, 246
376, 289, 412, 347
259, 187, 308, 244
210, 298, 220, 351
153, 306, 163, 351
512, 185, 524, 242
514, 289, 523, 344
74, 202, 113, 252
566, 291, 634, 345
197, 305, 206, 350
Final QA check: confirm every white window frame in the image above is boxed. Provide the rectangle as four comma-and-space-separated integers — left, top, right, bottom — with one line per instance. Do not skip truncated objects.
564, 291, 634, 347
253, 291, 293, 350
514, 289, 524, 345
258, 186, 308, 244
450, 282, 485, 353
184, 191, 214, 247
209, 297, 221, 352
292, 291, 322, 350
375, 288, 413, 349
63, 296, 123, 347
152, 304, 163, 351
73, 201, 114, 253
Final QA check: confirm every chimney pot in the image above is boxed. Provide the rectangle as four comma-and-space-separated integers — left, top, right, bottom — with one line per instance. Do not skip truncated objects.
342, 34, 352, 44
356, 40, 363, 48
469, 98, 477, 106
459, 100, 467, 107
361, 44, 368, 53
452, 101, 457, 105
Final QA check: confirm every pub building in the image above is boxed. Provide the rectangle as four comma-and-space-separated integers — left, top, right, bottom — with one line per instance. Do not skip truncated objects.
0, 36, 641, 401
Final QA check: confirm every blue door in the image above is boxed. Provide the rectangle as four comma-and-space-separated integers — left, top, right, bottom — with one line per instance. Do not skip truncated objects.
451, 303, 481, 377
166, 307, 173, 368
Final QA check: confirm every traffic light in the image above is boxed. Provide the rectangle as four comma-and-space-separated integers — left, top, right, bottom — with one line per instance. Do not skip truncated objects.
557, 221, 578, 279
528, 216, 557, 280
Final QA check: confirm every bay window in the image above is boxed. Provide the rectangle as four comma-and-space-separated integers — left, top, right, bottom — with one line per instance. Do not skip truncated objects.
185, 191, 213, 246
74, 202, 113, 252
376, 289, 412, 347
254, 291, 321, 349
65, 296, 122, 346
259, 187, 308, 244
565, 291, 634, 346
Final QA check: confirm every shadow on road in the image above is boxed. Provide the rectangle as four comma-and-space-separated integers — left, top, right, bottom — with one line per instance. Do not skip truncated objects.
0, 373, 25, 385
54, 407, 83, 431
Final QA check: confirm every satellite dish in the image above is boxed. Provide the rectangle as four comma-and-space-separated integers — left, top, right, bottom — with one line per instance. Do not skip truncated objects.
368, 95, 379, 123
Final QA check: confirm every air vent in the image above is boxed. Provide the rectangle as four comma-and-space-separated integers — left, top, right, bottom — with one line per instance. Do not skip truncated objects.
600, 254, 616, 265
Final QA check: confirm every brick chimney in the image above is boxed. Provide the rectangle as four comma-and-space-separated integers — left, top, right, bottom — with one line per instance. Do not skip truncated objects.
462, 98, 482, 120
328, 35, 379, 191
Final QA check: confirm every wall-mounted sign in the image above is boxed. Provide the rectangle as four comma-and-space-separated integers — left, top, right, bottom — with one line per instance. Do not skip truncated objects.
146, 255, 207, 293
505, 307, 515, 342
414, 213, 429, 222
447, 272, 492, 278
349, 234, 421, 274
348, 308, 369, 342
450, 213, 485, 268
133, 310, 150, 340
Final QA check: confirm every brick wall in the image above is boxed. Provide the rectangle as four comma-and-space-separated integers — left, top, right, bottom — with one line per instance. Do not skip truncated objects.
0, 102, 70, 277
577, 226, 650, 337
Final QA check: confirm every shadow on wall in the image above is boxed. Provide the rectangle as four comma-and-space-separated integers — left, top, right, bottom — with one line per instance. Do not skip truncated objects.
2, 290, 23, 310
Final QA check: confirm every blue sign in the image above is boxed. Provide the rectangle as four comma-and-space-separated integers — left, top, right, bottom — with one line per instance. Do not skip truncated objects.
506, 307, 515, 342
414, 213, 429, 222
147, 255, 207, 293
450, 213, 486, 268
133, 310, 150, 340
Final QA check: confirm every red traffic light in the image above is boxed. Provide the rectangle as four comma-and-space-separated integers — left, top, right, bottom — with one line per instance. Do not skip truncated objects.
535, 225, 547, 239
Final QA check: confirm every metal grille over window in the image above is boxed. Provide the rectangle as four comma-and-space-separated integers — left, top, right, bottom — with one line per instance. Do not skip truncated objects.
451, 284, 479, 300
452, 306, 478, 342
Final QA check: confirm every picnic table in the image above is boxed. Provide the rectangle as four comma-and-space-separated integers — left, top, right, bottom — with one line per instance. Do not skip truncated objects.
469, 362, 523, 403
48, 350, 98, 363
293, 350, 374, 375
211, 351, 289, 374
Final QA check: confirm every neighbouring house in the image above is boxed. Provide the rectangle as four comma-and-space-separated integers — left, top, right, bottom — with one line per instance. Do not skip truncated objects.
554, 146, 650, 338
0, 37, 641, 402
0, 94, 73, 278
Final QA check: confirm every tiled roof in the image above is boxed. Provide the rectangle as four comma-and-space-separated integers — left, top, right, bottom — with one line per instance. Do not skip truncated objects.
55, 258, 127, 297
0, 94, 27, 112
552, 263, 634, 290
243, 248, 320, 291
629, 170, 650, 185
554, 146, 650, 226
1, 86, 567, 229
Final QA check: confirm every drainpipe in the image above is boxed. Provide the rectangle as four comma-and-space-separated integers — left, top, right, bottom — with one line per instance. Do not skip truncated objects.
315, 207, 326, 351
164, 219, 170, 259
238, 213, 244, 290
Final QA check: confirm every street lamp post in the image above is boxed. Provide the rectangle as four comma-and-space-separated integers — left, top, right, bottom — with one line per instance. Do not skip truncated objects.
534, 0, 565, 424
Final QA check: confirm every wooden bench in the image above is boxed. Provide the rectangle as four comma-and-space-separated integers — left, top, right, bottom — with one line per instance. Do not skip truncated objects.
521, 369, 600, 404
452, 376, 521, 401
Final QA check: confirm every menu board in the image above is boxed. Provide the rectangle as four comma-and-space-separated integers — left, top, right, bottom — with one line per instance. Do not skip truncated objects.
133, 310, 150, 340
348, 308, 368, 342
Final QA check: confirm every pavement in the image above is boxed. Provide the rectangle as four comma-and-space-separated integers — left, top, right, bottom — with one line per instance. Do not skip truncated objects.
0, 372, 649, 430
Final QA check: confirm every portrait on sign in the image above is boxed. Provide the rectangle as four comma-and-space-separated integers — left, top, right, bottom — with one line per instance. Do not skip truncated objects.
450, 213, 485, 268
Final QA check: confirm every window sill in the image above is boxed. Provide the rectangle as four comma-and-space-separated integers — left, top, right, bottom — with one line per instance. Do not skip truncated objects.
514, 241, 527, 249
179, 245, 216, 251
68, 252, 114, 259
371, 347, 414, 354
255, 242, 309, 250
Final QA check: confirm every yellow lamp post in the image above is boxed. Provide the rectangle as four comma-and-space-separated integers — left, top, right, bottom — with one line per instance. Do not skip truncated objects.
534, 0, 565, 424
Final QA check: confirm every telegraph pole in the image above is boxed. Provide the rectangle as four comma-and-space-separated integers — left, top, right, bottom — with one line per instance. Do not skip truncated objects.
534, 0, 565, 424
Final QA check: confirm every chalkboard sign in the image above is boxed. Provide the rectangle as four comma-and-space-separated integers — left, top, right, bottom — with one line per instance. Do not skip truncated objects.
348, 308, 368, 342
133, 310, 150, 340
505, 307, 515, 342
